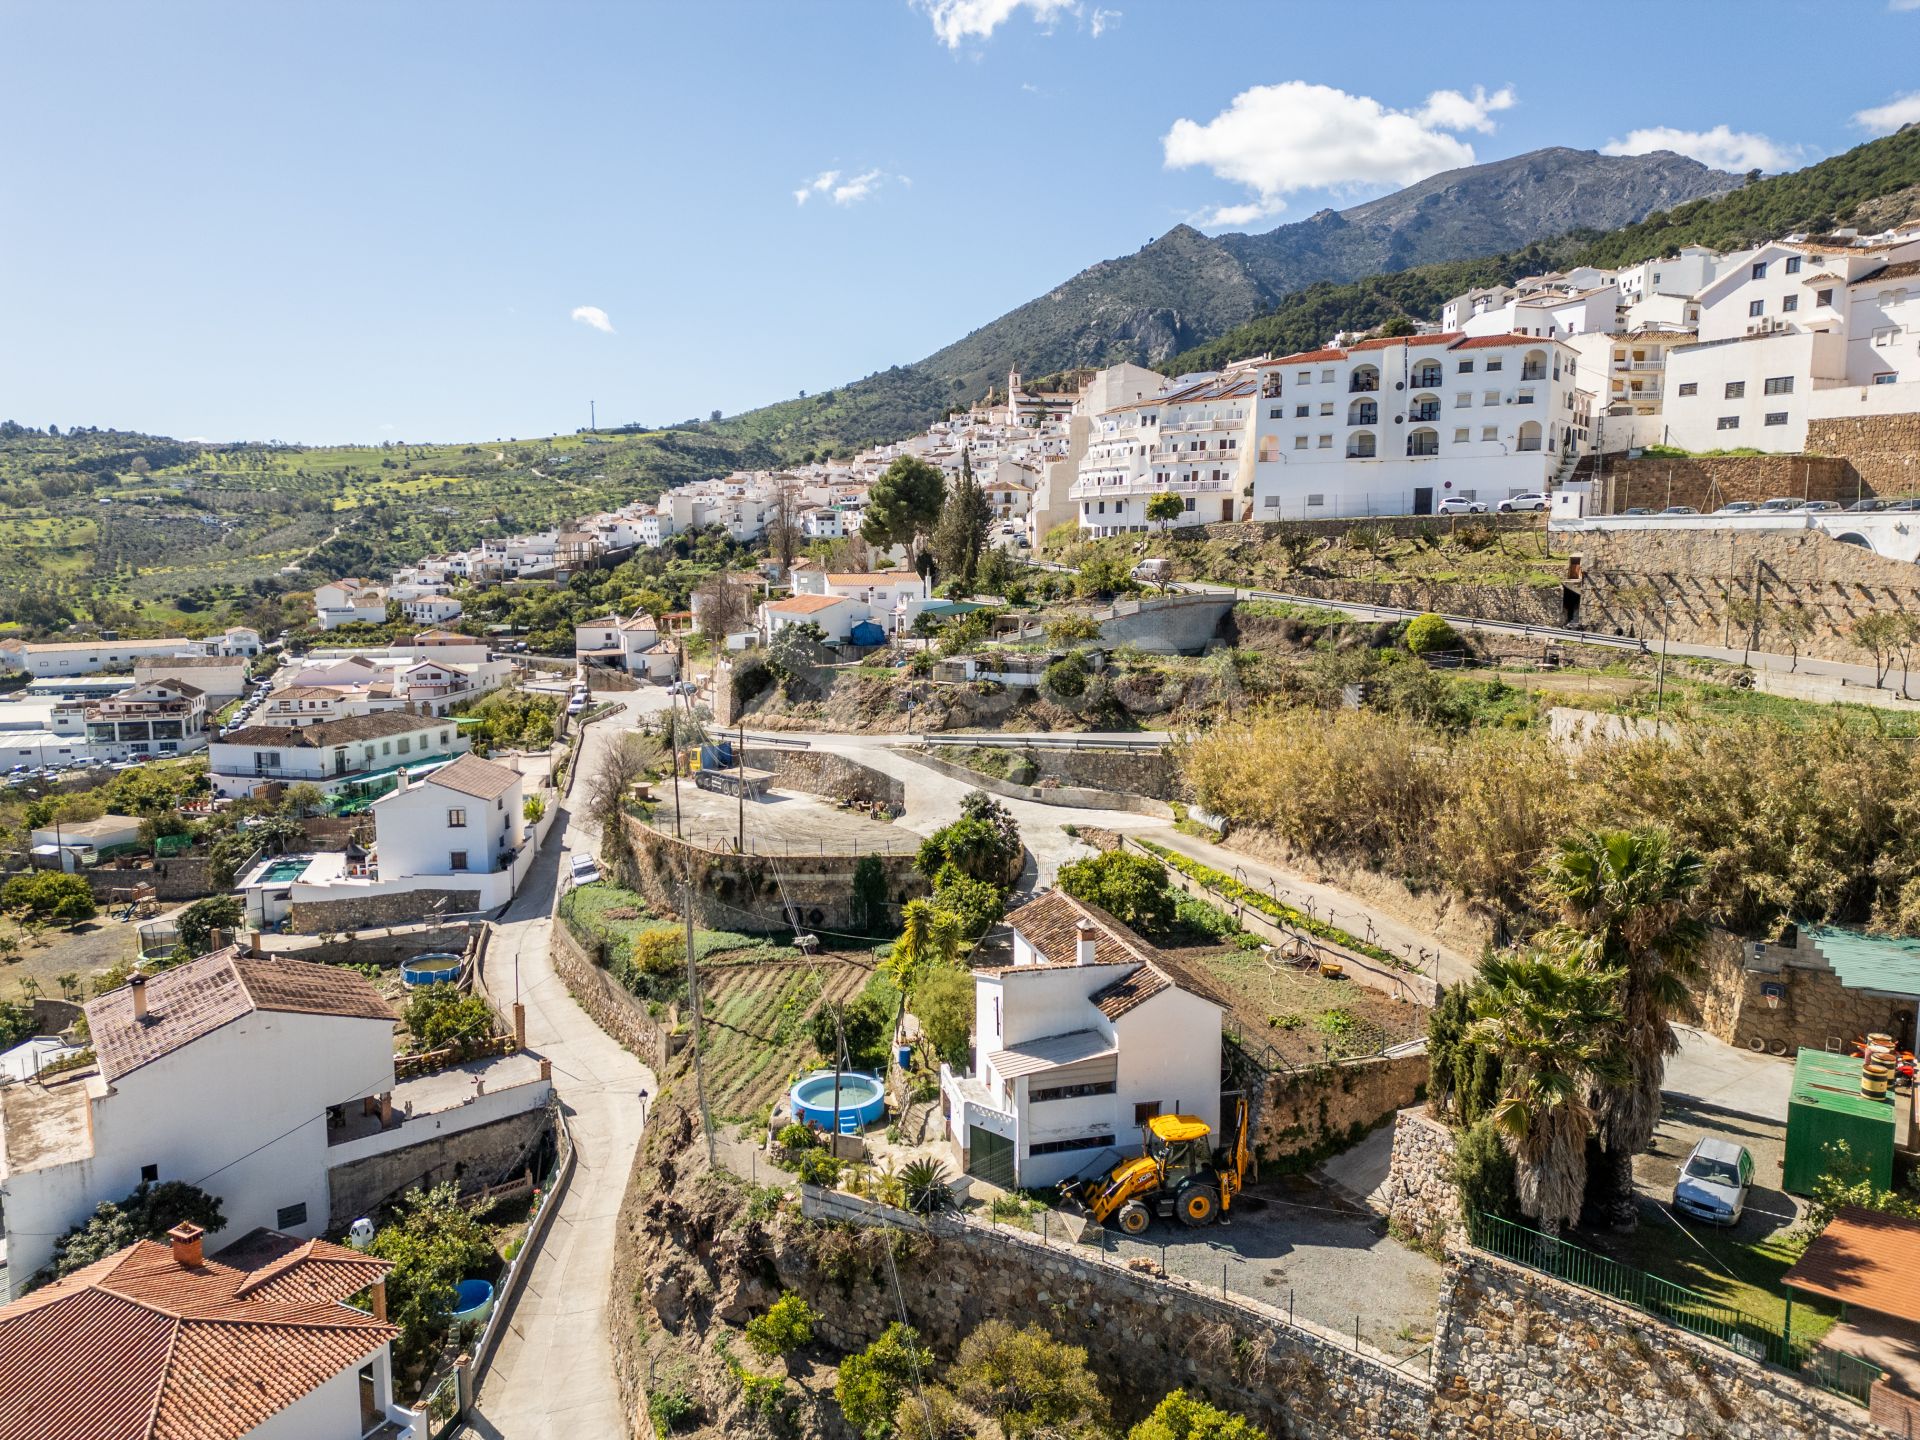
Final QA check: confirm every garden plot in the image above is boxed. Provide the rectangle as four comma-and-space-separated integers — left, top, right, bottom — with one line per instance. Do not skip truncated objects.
699, 957, 872, 1122
1174, 944, 1429, 1067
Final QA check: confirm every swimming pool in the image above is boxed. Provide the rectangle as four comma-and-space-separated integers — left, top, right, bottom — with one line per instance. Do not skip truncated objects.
257, 857, 312, 885
790, 1070, 886, 1133
400, 952, 465, 987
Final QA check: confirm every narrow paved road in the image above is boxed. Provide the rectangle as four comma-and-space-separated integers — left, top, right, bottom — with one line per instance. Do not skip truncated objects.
466, 695, 657, 1440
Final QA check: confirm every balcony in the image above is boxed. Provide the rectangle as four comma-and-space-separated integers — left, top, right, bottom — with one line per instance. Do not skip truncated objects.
1407, 437, 1440, 458
1521, 365, 1546, 381
1411, 371, 1444, 390
1409, 404, 1441, 423
1349, 376, 1379, 393
1350, 404, 1378, 426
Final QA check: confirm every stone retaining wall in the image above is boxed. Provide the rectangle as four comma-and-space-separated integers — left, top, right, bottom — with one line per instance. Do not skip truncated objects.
1696, 927, 1911, 1059
1808, 413, 1920, 498
1380, 1108, 1462, 1248
325, 1103, 552, 1227
902, 747, 1175, 817
1255, 1052, 1427, 1171
291, 887, 482, 933
84, 855, 220, 901
624, 817, 924, 934
547, 916, 686, 1072
1596, 454, 1859, 514
1281, 576, 1565, 627
739, 746, 904, 812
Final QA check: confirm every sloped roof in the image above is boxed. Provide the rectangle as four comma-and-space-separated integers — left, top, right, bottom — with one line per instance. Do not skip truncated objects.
1000, 889, 1230, 1019
1348, 332, 1463, 352
1783, 1206, 1920, 1321
1450, 332, 1557, 350
766, 595, 853, 615
87, 949, 394, 1082
987, 1029, 1116, 1078
218, 711, 445, 747
420, 752, 521, 801
0, 1231, 394, 1440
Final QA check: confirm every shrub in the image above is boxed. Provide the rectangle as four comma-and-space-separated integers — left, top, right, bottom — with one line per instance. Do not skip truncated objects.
402, 984, 497, 1053
2, 871, 97, 926
796, 1148, 844, 1187
913, 964, 973, 1068
851, 854, 893, 938
745, 1293, 817, 1359
776, 1122, 817, 1153
631, 929, 685, 978
836, 1323, 934, 1439
177, 894, 243, 955
900, 1158, 956, 1214
648, 1385, 698, 1437
366, 1183, 500, 1375
47, 1181, 226, 1282
1043, 651, 1088, 700
1404, 612, 1460, 655
931, 868, 1006, 939
523, 794, 545, 823
951, 1320, 1109, 1440
1129, 1389, 1266, 1440
1451, 1118, 1519, 1221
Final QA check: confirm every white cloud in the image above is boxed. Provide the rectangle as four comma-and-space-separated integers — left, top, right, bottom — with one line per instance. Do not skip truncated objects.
1195, 199, 1284, 229
1855, 91, 1920, 135
1163, 81, 1515, 227
1890, 0, 1920, 11
915, 0, 1078, 48
570, 305, 614, 334
794, 167, 900, 207
1089, 7, 1118, 37
1601, 124, 1799, 173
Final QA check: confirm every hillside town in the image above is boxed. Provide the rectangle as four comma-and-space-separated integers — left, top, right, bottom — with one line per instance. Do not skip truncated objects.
16, 7, 1920, 1439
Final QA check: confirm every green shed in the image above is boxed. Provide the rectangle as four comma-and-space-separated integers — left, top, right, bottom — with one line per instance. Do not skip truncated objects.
1783, 1048, 1897, 1196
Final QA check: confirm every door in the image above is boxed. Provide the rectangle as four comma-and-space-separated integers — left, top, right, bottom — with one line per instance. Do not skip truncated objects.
1413, 487, 1434, 516
968, 1126, 1016, 1188
358, 1364, 379, 1435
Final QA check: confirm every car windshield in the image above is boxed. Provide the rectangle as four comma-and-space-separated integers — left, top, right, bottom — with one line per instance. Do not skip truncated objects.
1685, 1155, 1741, 1186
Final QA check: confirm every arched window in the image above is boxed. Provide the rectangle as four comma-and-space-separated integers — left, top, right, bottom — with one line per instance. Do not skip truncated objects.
1349, 364, 1380, 394
1407, 427, 1439, 457
1348, 398, 1378, 426
1522, 349, 1548, 382
1517, 421, 1543, 452
1409, 392, 1441, 424
1411, 363, 1444, 389
1347, 431, 1377, 459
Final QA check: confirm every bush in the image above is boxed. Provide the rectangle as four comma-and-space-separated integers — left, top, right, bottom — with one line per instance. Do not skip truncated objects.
796, 1148, 844, 1186
368, 1183, 499, 1376
177, 894, 243, 955
1043, 651, 1088, 700
851, 854, 893, 938
1056, 850, 1176, 937
648, 1385, 698, 1437
1129, 1390, 1266, 1440
1404, 612, 1461, 655
837, 1323, 934, 1439
47, 1181, 226, 1282
523, 794, 545, 823
2, 871, 97, 926
931, 868, 1006, 939
402, 985, 497, 1053
631, 929, 685, 978
776, 1121, 817, 1152
951, 1320, 1109, 1440
913, 964, 973, 1068
1451, 1118, 1519, 1221
745, 1293, 817, 1359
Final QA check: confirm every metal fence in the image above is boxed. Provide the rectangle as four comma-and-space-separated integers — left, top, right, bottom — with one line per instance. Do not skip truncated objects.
1471, 1212, 1883, 1406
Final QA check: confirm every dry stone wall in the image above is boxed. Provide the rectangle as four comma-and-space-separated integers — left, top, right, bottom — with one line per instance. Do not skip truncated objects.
291, 887, 481, 933
739, 746, 904, 812
1595, 454, 1859, 513
547, 916, 686, 1072
325, 1104, 552, 1227
1254, 1053, 1427, 1170
1696, 928, 1912, 1058
1381, 1108, 1463, 1249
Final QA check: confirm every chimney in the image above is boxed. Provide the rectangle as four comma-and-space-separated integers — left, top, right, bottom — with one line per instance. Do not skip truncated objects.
130, 971, 150, 1022
168, 1222, 204, 1268
1075, 918, 1098, 967
208, 927, 229, 953
370, 1275, 389, 1323
394, 767, 409, 792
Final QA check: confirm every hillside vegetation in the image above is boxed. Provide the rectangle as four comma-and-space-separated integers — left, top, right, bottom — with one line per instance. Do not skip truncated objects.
1168, 125, 1920, 373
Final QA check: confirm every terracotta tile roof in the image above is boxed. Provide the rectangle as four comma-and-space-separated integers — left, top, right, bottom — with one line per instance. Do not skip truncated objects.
1783, 1207, 1920, 1321
1348, 332, 1463, 351
1449, 333, 1556, 350
87, 950, 394, 1082
0, 1231, 394, 1440
826, 571, 918, 584
1001, 890, 1230, 1020
766, 594, 852, 615
1853, 259, 1920, 286
132, 656, 243, 668
218, 711, 447, 747
421, 752, 521, 801
1258, 348, 1348, 366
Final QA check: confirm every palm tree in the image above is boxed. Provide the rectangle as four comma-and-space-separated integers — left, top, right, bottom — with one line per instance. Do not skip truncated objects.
1537, 827, 1706, 1230
886, 898, 966, 991
1468, 949, 1626, 1235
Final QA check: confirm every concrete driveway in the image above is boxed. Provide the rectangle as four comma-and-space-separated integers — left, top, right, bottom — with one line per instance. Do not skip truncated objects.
1665, 1024, 1792, 1124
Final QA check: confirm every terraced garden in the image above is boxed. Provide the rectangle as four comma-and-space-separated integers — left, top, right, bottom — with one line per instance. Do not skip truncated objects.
698, 957, 871, 1121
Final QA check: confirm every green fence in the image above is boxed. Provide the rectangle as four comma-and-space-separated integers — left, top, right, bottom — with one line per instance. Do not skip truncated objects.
1471, 1212, 1883, 1406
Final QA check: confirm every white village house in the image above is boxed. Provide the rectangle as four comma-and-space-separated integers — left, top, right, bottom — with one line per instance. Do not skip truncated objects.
939, 890, 1226, 1190
207, 711, 468, 799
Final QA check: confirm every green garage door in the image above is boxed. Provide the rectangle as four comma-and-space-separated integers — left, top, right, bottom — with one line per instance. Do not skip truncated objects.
968, 1126, 1016, 1188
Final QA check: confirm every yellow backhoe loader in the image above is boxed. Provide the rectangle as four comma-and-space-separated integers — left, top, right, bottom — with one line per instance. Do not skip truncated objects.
1064, 1097, 1249, 1234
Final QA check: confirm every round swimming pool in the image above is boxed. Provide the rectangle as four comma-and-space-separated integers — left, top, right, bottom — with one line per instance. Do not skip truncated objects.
400, 952, 464, 987
450, 1278, 494, 1326
790, 1070, 886, 1132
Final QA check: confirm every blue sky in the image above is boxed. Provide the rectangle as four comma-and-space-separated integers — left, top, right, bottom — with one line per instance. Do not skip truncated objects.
4, 0, 1919, 445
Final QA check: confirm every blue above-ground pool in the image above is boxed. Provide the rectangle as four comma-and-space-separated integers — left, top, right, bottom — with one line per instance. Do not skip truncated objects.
451, 1278, 495, 1326
400, 952, 464, 987
791, 1070, 886, 1132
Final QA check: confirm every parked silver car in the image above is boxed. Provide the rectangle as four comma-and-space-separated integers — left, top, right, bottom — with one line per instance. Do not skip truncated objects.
1672, 1136, 1753, 1226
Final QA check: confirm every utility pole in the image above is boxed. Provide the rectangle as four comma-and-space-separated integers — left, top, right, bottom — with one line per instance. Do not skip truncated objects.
589, 400, 596, 434
1653, 590, 1672, 725
735, 718, 745, 854
831, 1002, 846, 1151
683, 875, 715, 1167
669, 647, 684, 841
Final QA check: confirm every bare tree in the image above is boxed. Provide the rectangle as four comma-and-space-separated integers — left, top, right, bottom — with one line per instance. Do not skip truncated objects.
767, 479, 801, 575
586, 733, 659, 884
693, 573, 753, 641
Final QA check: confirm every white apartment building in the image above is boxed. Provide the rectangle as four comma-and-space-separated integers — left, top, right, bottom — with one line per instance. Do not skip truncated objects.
399, 594, 463, 626
208, 711, 468, 799
938, 890, 1225, 1190
371, 753, 525, 884
1249, 332, 1579, 518
16, 635, 199, 679
1072, 370, 1256, 536
83, 678, 210, 762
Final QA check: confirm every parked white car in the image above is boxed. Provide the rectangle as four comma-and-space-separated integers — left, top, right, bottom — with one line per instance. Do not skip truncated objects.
568, 855, 600, 887
1672, 1136, 1753, 1226
1496, 492, 1550, 513
1437, 497, 1488, 515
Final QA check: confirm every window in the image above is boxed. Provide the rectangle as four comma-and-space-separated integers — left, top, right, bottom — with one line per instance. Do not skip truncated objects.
1481, 426, 1499, 442
1724, 381, 1746, 399
1030, 1080, 1117, 1103
1875, 373, 1898, 385
1133, 1101, 1163, 1125
1306, 494, 1326, 507
1483, 391, 1500, 406
1781, 295, 1798, 313
1269, 407, 1282, 420
397, 737, 411, 754
440, 730, 452, 745
1457, 359, 1475, 373
1183, 497, 1195, 512
1296, 370, 1311, 384
277, 1202, 308, 1229
1485, 359, 1502, 372
1028, 1134, 1116, 1157
1321, 368, 1336, 383
1763, 376, 1794, 395
381, 740, 392, 756
1786, 255, 1801, 274
1317, 402, 1332, 417
1751, 261, 1767, 279
1295, 404, 1308, 418
1748, 300, 1765, 318
140, 1163, 159, 1184
447, 807, 467, 828
450, 850, 469, 871
1455, 392, 1472, 408
1454, 428, 1470, 444
1817, 288, 1834, 307
1677, 382, 1698, 397
1516, 389, 1535, 405
1294, 436, 1307, 450
1717, 416, 1740, 431
1765, 412, 1789, 426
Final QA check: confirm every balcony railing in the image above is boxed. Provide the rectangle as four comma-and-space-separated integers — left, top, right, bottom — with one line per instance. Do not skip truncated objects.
1348, 376, 1379, 393
1411, 371, 1444, 389
1409, 405, 1441, 423
1350, 405, 1378, 426
1407, 439, 1439, 457
1521, 365, 1546, 380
